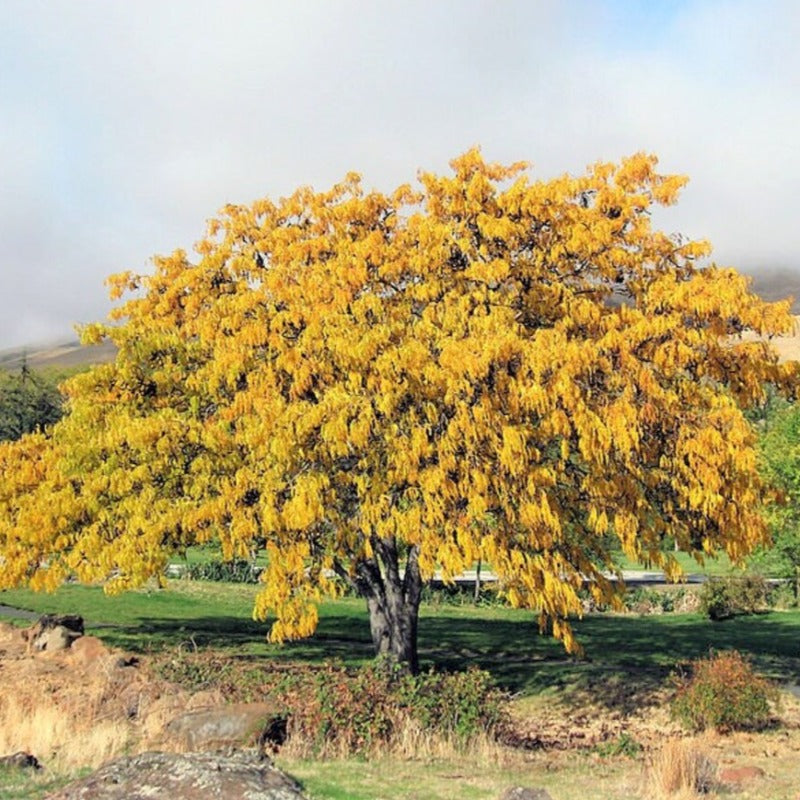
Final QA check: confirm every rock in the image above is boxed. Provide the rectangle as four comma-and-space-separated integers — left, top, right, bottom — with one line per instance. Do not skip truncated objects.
498, 789, 554, 800
718, 765, 765, 784
45, 750, 306, 799
69, 635, 109, 665
23, 614, 84, 653
186, 689, 227, 710
0, 751, 41, 770
36, 625, 77, 652
162, 703, 284, 752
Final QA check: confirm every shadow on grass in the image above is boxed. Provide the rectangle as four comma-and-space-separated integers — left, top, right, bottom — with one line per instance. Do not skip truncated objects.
92, 607, 800, 710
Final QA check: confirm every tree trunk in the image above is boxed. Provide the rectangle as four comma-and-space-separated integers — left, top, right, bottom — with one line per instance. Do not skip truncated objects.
341, 537, 422, 674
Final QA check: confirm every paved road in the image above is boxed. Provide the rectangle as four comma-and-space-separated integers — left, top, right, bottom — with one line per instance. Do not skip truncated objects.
439, 569, 709, 586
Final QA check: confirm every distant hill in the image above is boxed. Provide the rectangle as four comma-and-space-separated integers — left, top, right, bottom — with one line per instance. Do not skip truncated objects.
745, 269, 800, 310
0, 339, 117, 372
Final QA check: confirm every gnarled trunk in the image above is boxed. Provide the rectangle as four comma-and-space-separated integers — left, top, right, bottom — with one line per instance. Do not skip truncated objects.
336, 537, 422, 674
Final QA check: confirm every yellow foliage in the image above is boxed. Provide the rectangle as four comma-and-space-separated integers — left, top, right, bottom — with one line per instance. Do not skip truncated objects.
0, 148, 797, 657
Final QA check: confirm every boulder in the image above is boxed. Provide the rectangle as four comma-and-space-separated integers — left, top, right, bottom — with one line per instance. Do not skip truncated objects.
24, 614, 84, 653
0, 751, 41, 770
68, 635, 109, 665
45, 750, 306, 799
162, 703, 285, 753
36, 625, 77, 653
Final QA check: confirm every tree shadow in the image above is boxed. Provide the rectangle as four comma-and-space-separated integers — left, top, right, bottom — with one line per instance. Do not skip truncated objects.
89, 608, 800, 715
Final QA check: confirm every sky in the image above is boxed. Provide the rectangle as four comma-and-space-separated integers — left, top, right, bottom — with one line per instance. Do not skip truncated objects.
1, 0, 798, 348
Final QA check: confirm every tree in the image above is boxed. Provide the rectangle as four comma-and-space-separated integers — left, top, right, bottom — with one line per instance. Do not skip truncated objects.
0, 359, 64, 442
0, 150, 797, 672
752, 401, 800, 599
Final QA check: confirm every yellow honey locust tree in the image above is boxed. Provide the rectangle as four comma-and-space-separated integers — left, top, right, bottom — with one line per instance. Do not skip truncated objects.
1, 150, 797, 672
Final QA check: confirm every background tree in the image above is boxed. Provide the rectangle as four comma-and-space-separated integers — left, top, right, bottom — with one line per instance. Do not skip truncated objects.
752, 401, 800, 599
0, 360, 64, 442
0, 150, 797, 672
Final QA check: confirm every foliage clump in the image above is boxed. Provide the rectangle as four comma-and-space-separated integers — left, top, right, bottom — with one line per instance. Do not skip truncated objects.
699, 575, 769, 620
671, 650, 777, 732
754, 401, 800, 601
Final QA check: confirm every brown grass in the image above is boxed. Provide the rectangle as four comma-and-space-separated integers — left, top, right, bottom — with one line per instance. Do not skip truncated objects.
280, 710, 504, 762
0, 623, 177, 771
0, 693, 133, 772
643, 737, 717, 799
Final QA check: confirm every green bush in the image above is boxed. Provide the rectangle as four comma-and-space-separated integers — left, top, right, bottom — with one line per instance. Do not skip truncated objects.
671, 650, 777, 733
284, 663, 505, 754
185, 558, 261, 583
623, 587, 675, 614
420, 582, 504, 607
699, 575, 769, 620
154, 650, 506, 755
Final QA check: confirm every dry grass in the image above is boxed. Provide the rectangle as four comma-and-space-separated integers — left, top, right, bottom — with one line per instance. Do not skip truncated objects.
644, 737, 717, 799
0, 694, 133, 772
0, 623, 170, 772
280, 711, 505, 763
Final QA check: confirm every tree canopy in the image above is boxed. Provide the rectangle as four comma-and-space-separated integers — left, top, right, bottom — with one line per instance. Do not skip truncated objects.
752, 400, 800, 596
0, 149, 797, 670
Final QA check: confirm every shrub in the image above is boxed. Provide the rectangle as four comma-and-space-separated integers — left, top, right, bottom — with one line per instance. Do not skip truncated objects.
594, 732, 643, 758
283, 663, 506, 755
699, 575, 769, 620
624, 587, 675, 615
671, 650, 777, 733
153, 650, 506, 757
185, 558, 261, 584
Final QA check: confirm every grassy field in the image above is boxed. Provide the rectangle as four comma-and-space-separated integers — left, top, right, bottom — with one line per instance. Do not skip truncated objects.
3, 580, 799, 694
0, 766, 77, 800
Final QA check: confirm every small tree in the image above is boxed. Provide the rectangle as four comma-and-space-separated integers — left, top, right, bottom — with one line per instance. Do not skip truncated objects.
0, 150, 797, 672
0, 359, 63, 442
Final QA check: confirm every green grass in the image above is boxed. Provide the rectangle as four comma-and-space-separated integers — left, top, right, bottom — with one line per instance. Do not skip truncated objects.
0, 767, 76, 800
611, 548, 736, 576
281, 754, 635, 800
3, 580, 799, 697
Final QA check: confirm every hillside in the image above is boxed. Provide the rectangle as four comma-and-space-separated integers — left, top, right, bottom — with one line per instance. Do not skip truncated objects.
0, 339, 117, 372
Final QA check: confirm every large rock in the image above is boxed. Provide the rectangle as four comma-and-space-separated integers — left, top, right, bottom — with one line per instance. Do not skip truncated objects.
45, 750, 306, 799
23, 614, 84, 653
161, 703, 286, 752
718, 765, 765, 785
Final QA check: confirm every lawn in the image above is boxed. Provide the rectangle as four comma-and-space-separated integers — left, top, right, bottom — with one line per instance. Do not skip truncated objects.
3, 580, 799, 695
611, 549, 736, 576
